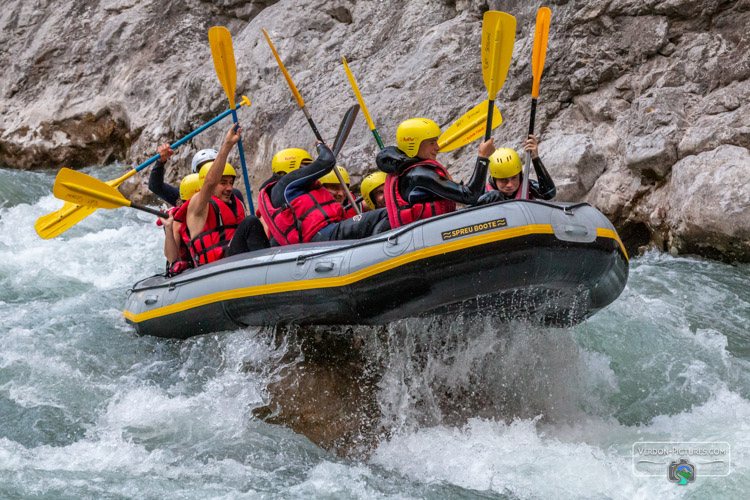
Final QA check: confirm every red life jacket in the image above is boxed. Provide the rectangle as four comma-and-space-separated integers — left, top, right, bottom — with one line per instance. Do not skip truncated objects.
258, 181, 344, 245
156, 206, 194, 276
385, 159, 456, 229
486, 178, 531, 200
182, 195, 245, 266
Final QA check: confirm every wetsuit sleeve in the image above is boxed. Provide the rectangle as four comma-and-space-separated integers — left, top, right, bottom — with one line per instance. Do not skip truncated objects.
148, 161, 180, 206
403, 157, 489, 206
268, 143, 336, 207
531, 157, 556, 200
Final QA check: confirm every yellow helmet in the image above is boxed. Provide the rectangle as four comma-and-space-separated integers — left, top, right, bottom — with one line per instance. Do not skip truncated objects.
272, 148, 312, 175
198, 161, 236, 188
319, 165, 350, 186
489, 148, 522, 179
361, 171, 387, 210
179, 173, 200, 201
396, 118, 441, 158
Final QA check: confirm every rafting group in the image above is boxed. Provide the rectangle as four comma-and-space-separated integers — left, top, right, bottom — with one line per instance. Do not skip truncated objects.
151, 115, 556, 276
133, 8, 557, 278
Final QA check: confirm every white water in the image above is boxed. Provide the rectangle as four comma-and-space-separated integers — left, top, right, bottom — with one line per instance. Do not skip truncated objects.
1, 166, 748, 498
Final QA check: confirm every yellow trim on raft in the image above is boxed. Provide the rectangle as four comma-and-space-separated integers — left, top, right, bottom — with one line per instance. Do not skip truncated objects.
597, 227, 628, 260
124, 223, 626, 324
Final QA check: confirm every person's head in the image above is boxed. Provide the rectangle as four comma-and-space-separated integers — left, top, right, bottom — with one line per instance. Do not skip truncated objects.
361, 171, 387, 210
319, 166, 350, 205
199, 162, 237, 203
191, 149, 219, 174
397, 118, 441, 160
489, 148, 522, 196
178, 173, 201, 205
272, 148, 313, 176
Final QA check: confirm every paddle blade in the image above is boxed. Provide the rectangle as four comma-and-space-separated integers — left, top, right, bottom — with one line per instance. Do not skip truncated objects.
53, 168, 132, 210
208, 26, 237, 109
531, 7, 551, 98
262, 28, 305, 108
332, 104, 360, 157
438, 100, 502, 152
35, 203, 97, 239
481, 11, 517, 99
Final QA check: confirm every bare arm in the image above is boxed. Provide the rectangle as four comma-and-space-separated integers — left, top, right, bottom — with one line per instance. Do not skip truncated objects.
160, 214, 180, 263
186, 123, 242, 237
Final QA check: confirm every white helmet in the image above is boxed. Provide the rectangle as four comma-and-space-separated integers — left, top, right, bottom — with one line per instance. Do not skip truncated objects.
191, 149, 218, 173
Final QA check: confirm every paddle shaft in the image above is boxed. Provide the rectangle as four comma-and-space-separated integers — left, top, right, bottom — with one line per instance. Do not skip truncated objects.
520, 98, 537, 199
230, 109, 254, 214
132, 203, 170, 218
484, 99, 495, 141
342, 57, 384, 149
139, 103, 248, 176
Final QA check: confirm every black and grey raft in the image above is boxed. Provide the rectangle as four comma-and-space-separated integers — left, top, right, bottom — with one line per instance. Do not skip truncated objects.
124, 200, 629, 339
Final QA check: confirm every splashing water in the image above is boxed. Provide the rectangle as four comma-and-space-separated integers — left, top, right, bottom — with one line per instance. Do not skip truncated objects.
1, 167, 748, 498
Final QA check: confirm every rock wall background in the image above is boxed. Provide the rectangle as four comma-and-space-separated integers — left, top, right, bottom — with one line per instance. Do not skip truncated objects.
1, 0, 749, 261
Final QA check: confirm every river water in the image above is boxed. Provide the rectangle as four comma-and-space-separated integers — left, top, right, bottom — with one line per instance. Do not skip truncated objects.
1, 165, 748, 499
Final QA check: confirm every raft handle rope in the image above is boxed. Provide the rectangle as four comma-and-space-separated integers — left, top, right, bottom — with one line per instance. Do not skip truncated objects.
130, 200, 593, 293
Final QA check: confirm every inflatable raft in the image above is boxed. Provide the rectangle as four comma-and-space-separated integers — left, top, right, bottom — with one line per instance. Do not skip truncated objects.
124, 200, 629, 339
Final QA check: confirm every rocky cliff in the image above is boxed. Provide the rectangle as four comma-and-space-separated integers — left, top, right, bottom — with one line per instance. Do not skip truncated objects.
1, 0, 748, 260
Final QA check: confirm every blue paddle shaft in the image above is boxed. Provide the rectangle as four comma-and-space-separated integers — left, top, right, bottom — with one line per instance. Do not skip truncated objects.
133, 106, 239, 173
231, 108, 255, 214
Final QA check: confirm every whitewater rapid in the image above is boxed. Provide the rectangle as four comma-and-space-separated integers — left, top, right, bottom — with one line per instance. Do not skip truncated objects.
0, 166, 748, 499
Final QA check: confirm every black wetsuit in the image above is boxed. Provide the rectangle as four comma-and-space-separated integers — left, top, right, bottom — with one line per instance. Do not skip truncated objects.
478, 157, 556, 204
375, 146, 490, 206
262, 144, 390, 244
148, 160, 245, 207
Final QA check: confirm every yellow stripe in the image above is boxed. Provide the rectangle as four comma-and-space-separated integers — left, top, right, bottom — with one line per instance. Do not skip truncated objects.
597, 228, 628, 261
124, 224, 625, 323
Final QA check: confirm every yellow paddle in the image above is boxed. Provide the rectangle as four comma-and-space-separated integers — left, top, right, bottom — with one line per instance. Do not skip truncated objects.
34, 98, 250, 239
342, 57, 383, 149
208, 26, 253, 213
521, 7, 551, 199
262, 28, 324, 142
481, 11, 516, 140
53, 168, 169, 218
263, 28, 357, 210
438, 100, 502, 152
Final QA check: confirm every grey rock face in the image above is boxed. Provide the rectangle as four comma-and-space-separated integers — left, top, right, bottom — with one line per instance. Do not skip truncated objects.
1, 0, 749, 261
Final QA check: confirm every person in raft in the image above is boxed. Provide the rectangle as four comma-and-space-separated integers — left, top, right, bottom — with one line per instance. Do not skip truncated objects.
319, 165, 363, 218
158, 173, 200, 276
174, 123, 269, 266
360, 171, 387, 211
149, 143, 245, 207
477, 134, 556, 204
375, 118, 495, 228
258, 143, 390, 246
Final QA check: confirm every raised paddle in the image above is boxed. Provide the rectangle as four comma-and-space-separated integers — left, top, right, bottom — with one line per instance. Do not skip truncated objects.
208, 26, 253, 214
35, 98, 251, 239
342, 57, 384, 149
262, 28, 324, 142
438, 100, 503, 152
481, 11, 516, 140
521, 7, 551, 199
332, 104, 360, 158
263, 28, 359, 212
53, 168, 169, 218
331, 104, 362, 215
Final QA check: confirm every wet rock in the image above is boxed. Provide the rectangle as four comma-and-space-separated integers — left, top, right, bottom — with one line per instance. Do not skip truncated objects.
1, 0, 749, 258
